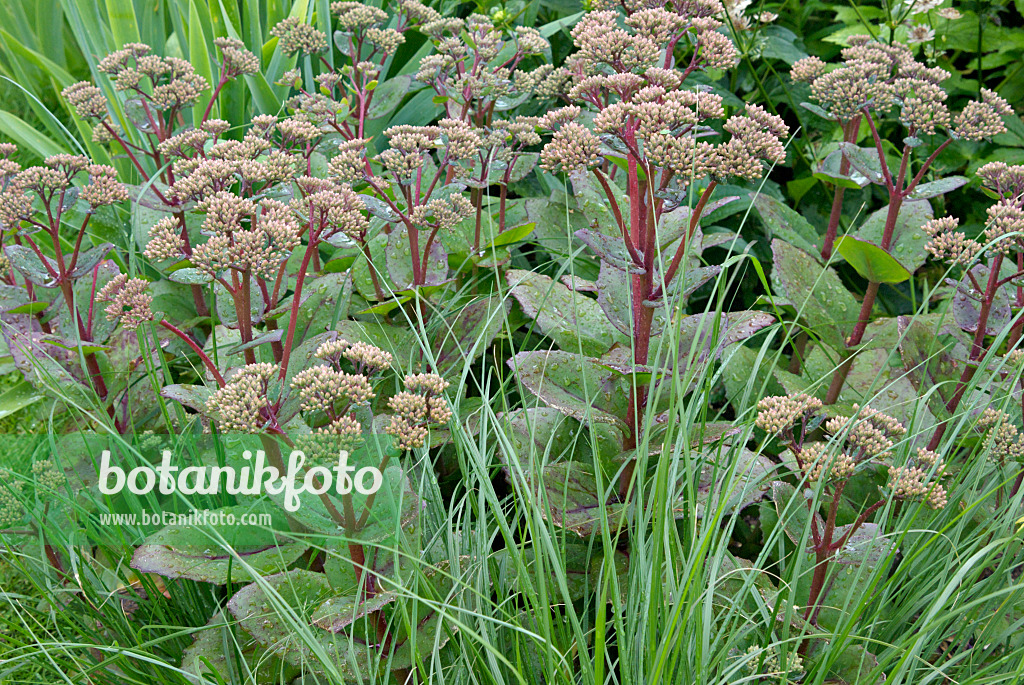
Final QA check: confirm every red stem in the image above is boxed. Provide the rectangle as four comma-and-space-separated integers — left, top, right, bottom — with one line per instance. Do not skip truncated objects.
159, 319, 226, 387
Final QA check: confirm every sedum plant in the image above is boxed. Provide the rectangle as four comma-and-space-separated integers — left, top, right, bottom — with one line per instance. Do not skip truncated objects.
780, 38, 1011, 405
0, 144, 132, 422
755, 395, 946, 629
508, 0, 784, 504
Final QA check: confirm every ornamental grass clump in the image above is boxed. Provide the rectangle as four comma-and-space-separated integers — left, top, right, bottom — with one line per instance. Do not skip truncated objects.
0, 1, 1022, 683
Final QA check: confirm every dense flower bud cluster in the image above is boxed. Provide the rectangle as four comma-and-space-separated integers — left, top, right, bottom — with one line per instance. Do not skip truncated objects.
289, 338, 391, 439
754, 393, 822, 436
799, 442, 855, 482
96, 42, 209, 111
207, 363, 279, 432
923, 215, 980, 266
792, 36, 1009, 140
183, 192, 300, 280
61, 82, 109, 119
978, 409, 1024, 463
928, 162, 1024, 265
743, 644, 804, 681
887, 448, 947, 509
543, 5, 787, 185
31, 460, 64, 492
98, 275, 154, 330
410, 196, 474, 230
385, 373, 452, 450
825, 405, 905, 460
271, 17, 328, 55
214, 37, 260, 78
0, 474, 25, 528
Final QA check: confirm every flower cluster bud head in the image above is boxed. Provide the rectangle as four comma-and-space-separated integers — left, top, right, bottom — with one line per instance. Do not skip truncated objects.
81, 165, 128, 207
978, 408, 1024, 463
895, 78, 950, 135
887, 449, 947, 509
367, 27, 405, 53
190, 193, 301, 279
826, 405, 905, 460
343, 342, 393, 374
295, 418, 365, 465
984, 199, 1024, 254
271, 18, 328, 54
301, 185, 369, 241
744, 644, 804, 681
923, 215, 981, 266
98, 274, 154, 330
754, 393, 822, 436
214, 37, 260, 77
291, 366, 376, 416
538, 106, 581, 132
570, 11, 661, 74
315, 338, 352, 363
62, 82, 109, 119
277, 69, 302, 89
439, 119, 483, 160
203, 119, 231, 137
541, 123, 602, 173
516, 26, 549, 55
329, 136, 370, 184
714, 104, 789, 180
158, 129, 211, 158
404, 372, 450, 395
799, 442, 828, 482
332, 2, 388, 30
790, 56, 827, 85
978, 162, 1024, 199
98, 45, 208, 110
411, 195, 474, 231
395, 0, 441, 25
385, 373, 452, 450
386, 415, 430, 451
0, 473, 25, 528
953, 89, 1011, 141
32, 459, 64, 492
207, 363, 278, 432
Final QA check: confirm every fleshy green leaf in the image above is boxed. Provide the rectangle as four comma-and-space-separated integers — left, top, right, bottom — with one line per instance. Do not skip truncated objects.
771, 240, 859, 352
751, 192, 821, 257
506, 269, 627, 357
834, 236, 912, 283
508, 350, 631, 427
854, 199, 933, 274
131, 508, 308, 584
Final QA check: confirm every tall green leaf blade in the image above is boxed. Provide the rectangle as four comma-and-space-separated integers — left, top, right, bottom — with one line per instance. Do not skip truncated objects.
0, 110, 65, 158
104, 0, 140, 49
189, 0, 216, 125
